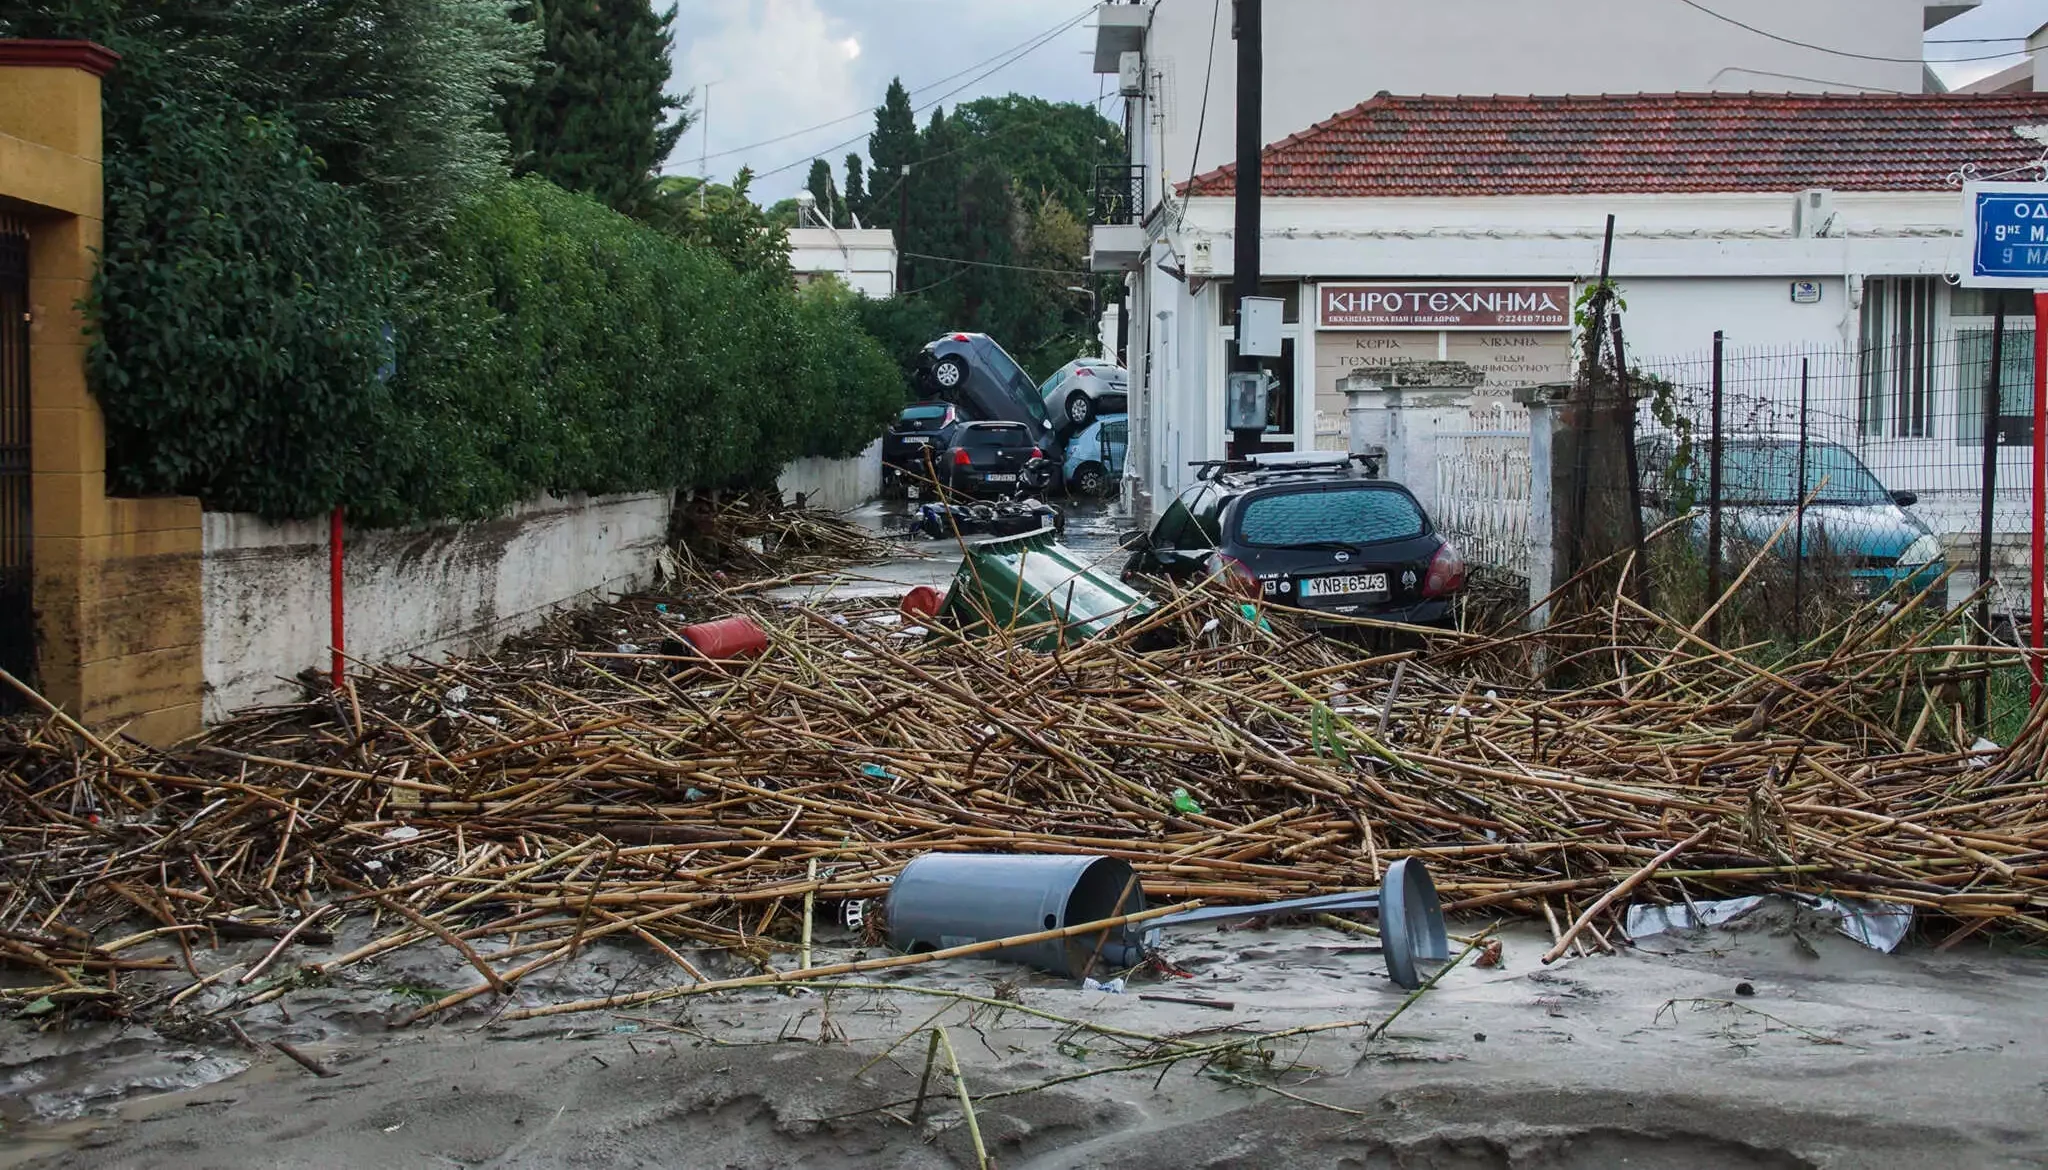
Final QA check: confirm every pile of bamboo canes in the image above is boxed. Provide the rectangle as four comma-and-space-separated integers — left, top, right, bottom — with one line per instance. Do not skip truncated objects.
3, 526, 2045, 1023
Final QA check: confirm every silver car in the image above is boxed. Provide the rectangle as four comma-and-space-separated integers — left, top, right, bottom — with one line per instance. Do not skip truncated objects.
1038, 358, 1129, 432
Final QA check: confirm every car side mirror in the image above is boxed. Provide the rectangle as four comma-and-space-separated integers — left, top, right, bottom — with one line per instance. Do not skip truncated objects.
1118, 530, 1150, 552
1891, 490, 1918, 508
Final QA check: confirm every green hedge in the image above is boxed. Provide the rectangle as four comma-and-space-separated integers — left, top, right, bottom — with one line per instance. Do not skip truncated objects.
383, 179, 904, 522
91, 100, 404, 519
91, 170, 901, 525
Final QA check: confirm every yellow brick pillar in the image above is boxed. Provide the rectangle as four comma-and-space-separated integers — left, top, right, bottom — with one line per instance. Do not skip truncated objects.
0, 40, 202, 743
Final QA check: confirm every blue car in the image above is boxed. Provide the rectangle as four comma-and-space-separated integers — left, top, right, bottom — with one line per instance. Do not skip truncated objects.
1063, 413, 1127, 497
1637, 433, 1946, 599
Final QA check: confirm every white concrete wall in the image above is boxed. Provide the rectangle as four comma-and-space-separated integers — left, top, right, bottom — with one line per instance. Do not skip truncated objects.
202, 492, 671, 718
1130, 0, 1937, 205
788, 227, 896, 298
777, 439, 882, 513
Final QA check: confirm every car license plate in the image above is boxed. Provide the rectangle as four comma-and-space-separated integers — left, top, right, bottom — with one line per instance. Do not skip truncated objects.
905, 436, 930, 445
1301, 573, 1387, 599
986, 473, 1017, 483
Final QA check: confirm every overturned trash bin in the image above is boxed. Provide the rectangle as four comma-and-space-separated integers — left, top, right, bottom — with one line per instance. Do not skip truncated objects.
938, 528, 1156, 651
887, 853, 1449, 989
889, 853, 1149, 978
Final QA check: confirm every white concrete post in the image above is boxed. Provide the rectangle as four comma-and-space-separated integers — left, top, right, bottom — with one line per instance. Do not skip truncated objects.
1342, 362, 1485, 518
1516, 383, 1571, 631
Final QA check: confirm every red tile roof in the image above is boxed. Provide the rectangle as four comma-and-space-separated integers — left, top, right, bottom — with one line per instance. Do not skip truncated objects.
1181, 92, 2048, 198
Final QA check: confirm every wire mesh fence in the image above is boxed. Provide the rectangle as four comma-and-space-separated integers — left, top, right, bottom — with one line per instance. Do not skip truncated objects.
1614, 331, 2038, 737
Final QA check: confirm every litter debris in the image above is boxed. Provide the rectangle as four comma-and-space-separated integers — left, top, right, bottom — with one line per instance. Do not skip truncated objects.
381, 825, 421, 841
1623, 895, 1914, 954
1081, 977, 1127, 994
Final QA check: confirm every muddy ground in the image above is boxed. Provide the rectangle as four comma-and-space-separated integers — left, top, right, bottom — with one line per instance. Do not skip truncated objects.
7, 907, 2047, 1169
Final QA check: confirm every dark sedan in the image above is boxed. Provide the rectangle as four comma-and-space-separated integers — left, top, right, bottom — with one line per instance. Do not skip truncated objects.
882, 401, 958, 493
1121, 453, 1464, 628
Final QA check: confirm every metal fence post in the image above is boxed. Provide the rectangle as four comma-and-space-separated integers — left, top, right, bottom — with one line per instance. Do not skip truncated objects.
1976, 303, 2005, 730
1793, 358, 1809, 644
1612, 308, 1650, 608
1707, 331, 1725, 646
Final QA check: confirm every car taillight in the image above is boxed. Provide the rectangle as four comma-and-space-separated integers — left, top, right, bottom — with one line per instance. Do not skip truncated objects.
1030, 447, 1044, 460
1206, 553, 1263, 600
1076, 368, 1094, 377
953, 448, 972, 466
951, 333, 971, 341
1422, 542, 1466, 598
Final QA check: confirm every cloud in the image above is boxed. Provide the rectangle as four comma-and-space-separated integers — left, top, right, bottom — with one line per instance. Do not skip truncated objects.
670, 0, 1103, 201
671, 0, 867, 185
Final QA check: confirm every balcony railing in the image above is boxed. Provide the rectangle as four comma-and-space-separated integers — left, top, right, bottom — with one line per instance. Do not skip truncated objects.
1092, 164, 1144, 226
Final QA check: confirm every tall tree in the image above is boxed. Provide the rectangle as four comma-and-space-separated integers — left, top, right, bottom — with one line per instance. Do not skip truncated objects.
865, 78, 919, 228
501, 0, 690, 215
803, 158, 845, 226
842, 153, 867, 225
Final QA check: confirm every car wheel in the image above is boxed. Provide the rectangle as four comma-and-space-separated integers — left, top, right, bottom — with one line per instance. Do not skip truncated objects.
1065, 391, 1095, 428
1070, 462, 1109, 497
932, 355, 967, 392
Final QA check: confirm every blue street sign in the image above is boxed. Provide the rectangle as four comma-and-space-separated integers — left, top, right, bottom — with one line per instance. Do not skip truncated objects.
1964, 182, 2048, 288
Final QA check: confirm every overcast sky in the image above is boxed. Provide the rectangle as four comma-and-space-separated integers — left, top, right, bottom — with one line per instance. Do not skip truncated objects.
670, 0, 2048, 205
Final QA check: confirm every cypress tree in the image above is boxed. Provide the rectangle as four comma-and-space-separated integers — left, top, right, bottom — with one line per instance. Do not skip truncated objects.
804, 158, 845, 226
865, 78, 918, 228
502, 0, 689, 215
842, 153, 867, 225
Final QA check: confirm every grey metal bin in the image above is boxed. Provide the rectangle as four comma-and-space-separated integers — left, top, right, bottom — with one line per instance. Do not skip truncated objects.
886, 852, 1147, 977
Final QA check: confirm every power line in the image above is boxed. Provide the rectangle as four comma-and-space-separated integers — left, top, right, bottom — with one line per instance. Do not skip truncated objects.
745, 9, 1097, 181
692, 5, 1095, 166
1184, 0, 1224, 191
902, 251, 1090, 277
1674, 0, 2029, 64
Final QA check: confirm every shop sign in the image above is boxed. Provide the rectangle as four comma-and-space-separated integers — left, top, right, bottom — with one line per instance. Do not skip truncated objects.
1319, 283, 1573, 330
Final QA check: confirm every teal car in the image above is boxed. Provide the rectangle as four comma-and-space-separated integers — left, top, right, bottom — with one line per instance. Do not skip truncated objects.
1637, 433, 1946, 600
1063, 413, 1127, 497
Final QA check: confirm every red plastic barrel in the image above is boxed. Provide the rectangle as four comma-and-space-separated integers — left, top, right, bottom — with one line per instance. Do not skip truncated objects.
900, 586, 944, 620
678, 616, 768, 660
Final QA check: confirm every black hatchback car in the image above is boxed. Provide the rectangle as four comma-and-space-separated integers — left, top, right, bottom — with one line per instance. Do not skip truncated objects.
915, 333, 1057, 444
1121, 453, 1464, 626
882, 401, 958, 492
935, 421, 1046, 498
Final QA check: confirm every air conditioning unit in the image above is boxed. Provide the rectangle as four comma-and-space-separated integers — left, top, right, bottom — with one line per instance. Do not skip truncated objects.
1794, 188, 1838, 239
1118, 51, 1144, 97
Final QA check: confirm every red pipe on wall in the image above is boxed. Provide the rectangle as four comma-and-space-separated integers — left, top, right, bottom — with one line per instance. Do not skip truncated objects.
330, 506, 346, 686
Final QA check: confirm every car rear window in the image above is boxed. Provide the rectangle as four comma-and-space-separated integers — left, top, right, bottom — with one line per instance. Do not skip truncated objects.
1236, 487, 1424, 546
901, 405, 948, 421
960, 425, 1029, 449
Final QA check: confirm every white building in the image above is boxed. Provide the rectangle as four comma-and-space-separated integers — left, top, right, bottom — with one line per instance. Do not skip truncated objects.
787, 227, 898, 299
1092, 84, 2048, 569
1093, 0, 1980, 218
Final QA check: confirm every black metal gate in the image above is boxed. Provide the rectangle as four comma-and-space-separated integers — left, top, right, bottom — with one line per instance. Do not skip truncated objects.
0, 218, 32, 703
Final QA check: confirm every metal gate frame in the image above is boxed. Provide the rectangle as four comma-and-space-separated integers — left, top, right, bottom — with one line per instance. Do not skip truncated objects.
0, 217, 33, 700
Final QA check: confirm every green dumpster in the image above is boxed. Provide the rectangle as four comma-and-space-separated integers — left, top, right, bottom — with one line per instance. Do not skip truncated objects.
939, 528, 1156, 650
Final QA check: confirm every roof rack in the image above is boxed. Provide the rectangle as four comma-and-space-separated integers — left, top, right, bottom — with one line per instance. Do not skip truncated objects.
1191, 451, 1377, 482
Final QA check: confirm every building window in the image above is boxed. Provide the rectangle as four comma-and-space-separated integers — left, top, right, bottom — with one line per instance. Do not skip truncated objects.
1859, 276, 1936, 438
1953, 287, 2035, 447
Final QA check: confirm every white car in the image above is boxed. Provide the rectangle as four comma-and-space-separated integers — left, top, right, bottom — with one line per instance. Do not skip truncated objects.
1037, 358, 1129, 432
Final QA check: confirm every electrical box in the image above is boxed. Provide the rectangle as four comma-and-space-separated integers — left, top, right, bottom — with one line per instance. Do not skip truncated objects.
1794, 189, 1837, 239
1237, 295, 1283, 357
1226, 371, 1274, 432
1118, 51, 1144, 97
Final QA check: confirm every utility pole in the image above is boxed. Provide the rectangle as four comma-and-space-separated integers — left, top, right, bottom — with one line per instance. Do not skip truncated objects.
1229, 0, 1265, 457
897, 164, 911, 296
698, 81, 715, 211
